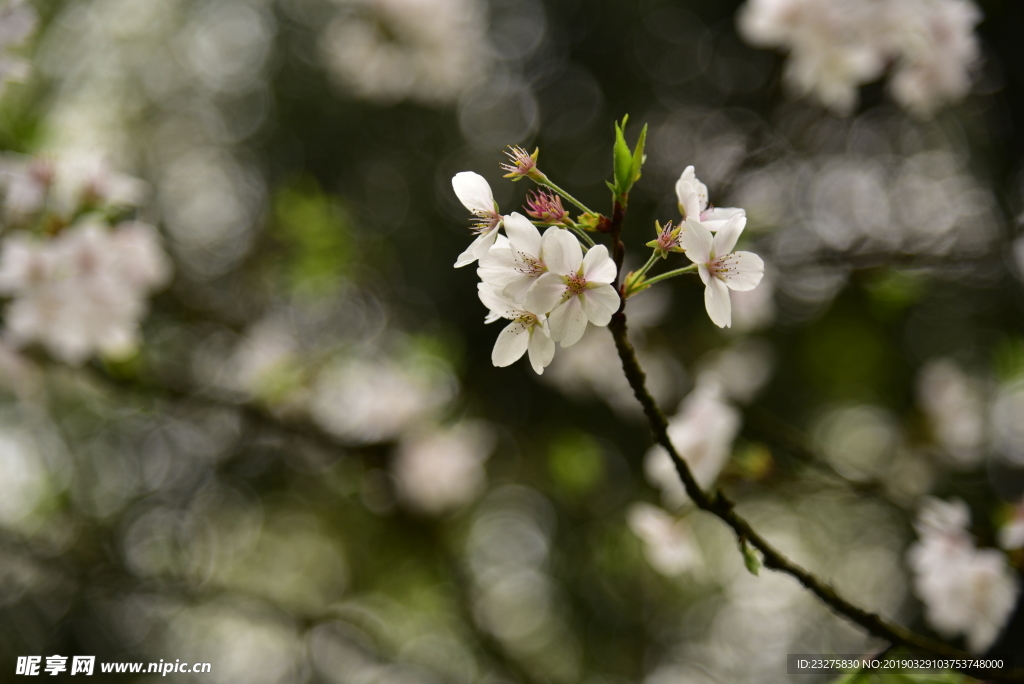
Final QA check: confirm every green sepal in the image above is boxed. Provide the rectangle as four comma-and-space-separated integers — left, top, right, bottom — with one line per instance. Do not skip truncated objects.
577, 212, 602, 232
623, 270, 650, 298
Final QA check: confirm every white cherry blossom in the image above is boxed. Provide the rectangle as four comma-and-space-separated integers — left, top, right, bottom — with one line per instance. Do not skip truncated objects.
736, 0, 983, 116
888, 0, 981, 116
675, 165, 745, 232
0, 154, 53, 222
452, 171, 503, 267
525, 242, 619, 347
907, 497, 1019, 652
478, 283, 555, 375
477, 213, 579, 304
0, 219, 171, 365
679, 215, 764, 328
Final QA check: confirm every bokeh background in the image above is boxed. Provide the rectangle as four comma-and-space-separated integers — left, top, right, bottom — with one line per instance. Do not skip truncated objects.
1, 0, 1024, 682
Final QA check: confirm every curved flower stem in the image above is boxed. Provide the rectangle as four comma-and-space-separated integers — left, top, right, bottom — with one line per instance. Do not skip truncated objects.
641, 263, 698, 287
535, 177, 595, 216
604, 194, 1024, 683
634, 251, 662, 280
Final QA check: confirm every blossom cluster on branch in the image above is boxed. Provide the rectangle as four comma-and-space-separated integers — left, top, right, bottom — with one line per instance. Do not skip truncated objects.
451, 146, 765, 375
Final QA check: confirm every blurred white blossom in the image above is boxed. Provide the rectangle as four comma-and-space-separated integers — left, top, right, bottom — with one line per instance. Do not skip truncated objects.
0, 219, 171, 365
644, 380, 741, 510
309, 354, 456, 444
696, 339, 775, 404
991, 377, 1024, 465
916, 358, 986, 466
730, 268, 776, 333
626, 502, 704, 576
0, 152, 146, 224
1000, 499, 1024, 551
888, 0, 981, 116
0, 0, 36, 95
392, 421, 495, 515
907, 497, 1018, 652
737, 0, 886, 114
221, 316, 303, 402
737, 0, 982, 115
0, 154, 53, 222
541, 322, 683, 419
320, 0, 488, 106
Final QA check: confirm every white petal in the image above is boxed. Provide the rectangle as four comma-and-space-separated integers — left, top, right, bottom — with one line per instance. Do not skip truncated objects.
492, 320, 530, 367
704, 277, 732, 328
452, 172, 494, 215
698, 263, 711, 287
679, 218, 713, 263
711, 214, 746, 257
454, 243, 478, 268
504, 212, 541, 257
676, 180, 703, 220
541, 228, 582, 276
471, 228, 500, 261
477, 282, 516, 321
477, 247, 520, 287
674, 166, 696, 205
502, 273, 537, 304
721, 251, 764, 291
580, 283, 620, 326
675, 178, 694, 213
526, 272, 568, 315
527, 327, 555, 375
551, 296, 588, 346
582, 244, 617, 283
701, 207, 745, 232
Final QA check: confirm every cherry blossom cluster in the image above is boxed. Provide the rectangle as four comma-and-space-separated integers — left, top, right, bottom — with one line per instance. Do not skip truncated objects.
907, 497, 1019, 652
0, 152, 146, 225
0, 219, 170, 365
737, 0, 982, 116
320, 0, 488, 106
452, 170, 619, 375
0, 153, 170, 365
451, 147, 764, 375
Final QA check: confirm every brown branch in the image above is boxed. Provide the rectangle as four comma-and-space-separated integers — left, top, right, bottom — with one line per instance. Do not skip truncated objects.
608, 311, 1024, 681
603, 191, 1022, 681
